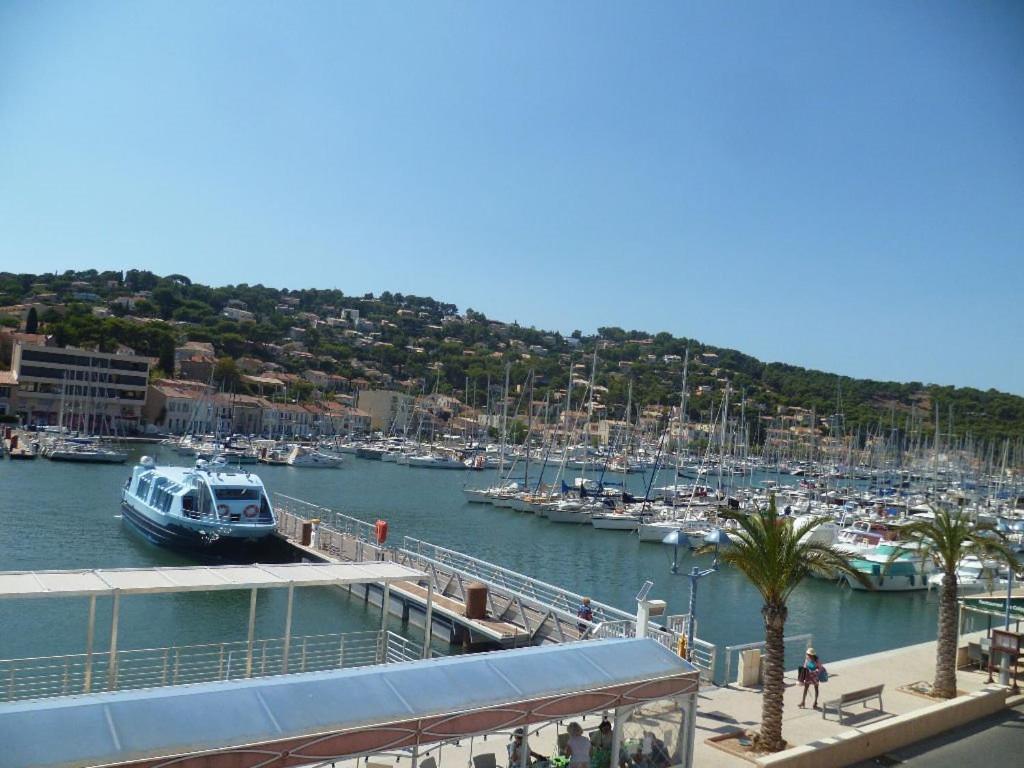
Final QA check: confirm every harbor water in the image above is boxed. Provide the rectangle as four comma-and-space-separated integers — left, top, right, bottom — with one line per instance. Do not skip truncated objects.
0, 448, 940, 670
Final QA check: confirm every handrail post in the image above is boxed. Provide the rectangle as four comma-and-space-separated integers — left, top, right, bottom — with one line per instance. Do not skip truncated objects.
107, 590, 121, 691
245, 587, 257, 678
83, 594, 96, 694
281, 583, 295, 674
422, 579, 434, 659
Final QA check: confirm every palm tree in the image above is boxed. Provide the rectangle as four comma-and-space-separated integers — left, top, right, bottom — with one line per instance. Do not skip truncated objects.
707, 496, 871, 752
887, 505, 1018, 699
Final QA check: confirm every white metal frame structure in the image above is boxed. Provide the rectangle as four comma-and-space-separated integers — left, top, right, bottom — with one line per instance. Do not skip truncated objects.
0, 637, 700, 768
0, 562, 429, 693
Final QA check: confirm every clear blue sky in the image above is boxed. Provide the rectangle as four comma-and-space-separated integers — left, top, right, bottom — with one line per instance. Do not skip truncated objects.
1, 2, 1022, 393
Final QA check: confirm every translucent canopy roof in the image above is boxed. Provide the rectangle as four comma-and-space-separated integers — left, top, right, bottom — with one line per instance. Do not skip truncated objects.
0, 638, 698, 768
0, 561, 426, 600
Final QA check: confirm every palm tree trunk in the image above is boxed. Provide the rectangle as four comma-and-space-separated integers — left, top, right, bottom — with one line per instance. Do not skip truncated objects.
934, 569, 959, 698
760, 602, 788, 751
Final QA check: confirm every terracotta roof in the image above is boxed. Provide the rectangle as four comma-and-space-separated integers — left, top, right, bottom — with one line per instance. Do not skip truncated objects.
151, 384, 207, 400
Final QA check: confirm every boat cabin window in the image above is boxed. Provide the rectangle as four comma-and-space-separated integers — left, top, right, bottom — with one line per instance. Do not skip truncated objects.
150, 477, 176, 512
136, 473, 152, 502
260, 493, 272, 520
196, 480, 213, 517
213, 487, 260, 501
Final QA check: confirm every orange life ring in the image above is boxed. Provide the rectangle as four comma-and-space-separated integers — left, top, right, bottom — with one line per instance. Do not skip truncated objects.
244, 504, 259, 518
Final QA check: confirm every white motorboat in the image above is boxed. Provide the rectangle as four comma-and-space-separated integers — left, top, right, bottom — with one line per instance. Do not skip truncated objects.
406, 453, 466, 469
927, 556, 1009, 594
844, 543, 935, 591
287, 445, 343, 468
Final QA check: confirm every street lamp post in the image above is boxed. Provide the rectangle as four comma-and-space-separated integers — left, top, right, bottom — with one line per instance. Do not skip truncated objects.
664, 527, 731, 660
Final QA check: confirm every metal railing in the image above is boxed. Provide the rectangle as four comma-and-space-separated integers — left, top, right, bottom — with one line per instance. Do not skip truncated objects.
592, 616, 716, 683
400, 536, 635, 626
663, 614, 717, 681
0, 629, 420, 705
274, 494, 713, 658
274, 493, 379, 542
722, 633, 814, 687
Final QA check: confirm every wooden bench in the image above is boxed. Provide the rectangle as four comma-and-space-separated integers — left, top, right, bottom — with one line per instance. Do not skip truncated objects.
821, 684, 884, 724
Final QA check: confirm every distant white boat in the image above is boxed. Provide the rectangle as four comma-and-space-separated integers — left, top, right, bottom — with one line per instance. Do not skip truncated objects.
287, 445, 343, 468
47, 440, 128, 464
543, 500, 592, 524
590, 511, 641, 531
406, 453, 466, 469
927, 556, 1009, 594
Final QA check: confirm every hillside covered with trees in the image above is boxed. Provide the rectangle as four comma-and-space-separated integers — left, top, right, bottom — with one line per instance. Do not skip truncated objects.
2, 269, 1022, 446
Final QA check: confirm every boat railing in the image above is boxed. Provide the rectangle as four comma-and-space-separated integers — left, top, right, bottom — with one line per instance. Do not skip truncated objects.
721, 632, 814, 688
273, 492, 378, 541
0, 629, 421, 705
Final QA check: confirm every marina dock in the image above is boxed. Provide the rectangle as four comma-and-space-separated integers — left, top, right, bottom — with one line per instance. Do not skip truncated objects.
272, 493, 714, 663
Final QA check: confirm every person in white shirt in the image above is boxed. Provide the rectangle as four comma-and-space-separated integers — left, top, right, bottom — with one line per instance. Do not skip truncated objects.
564, 722, 592, 768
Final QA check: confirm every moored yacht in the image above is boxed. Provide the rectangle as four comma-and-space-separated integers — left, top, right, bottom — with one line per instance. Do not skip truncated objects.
121, 457, 277, 554
844, 543, 935, 591
287, 445, 343, 468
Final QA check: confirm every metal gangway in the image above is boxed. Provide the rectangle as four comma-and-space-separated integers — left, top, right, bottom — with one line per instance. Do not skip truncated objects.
272, 493, 718, 680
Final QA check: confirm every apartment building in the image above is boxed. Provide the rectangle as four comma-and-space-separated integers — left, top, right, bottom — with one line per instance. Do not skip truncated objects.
0, 371, 16, 416
11, 339, 152, 431
356, 389, 414, 432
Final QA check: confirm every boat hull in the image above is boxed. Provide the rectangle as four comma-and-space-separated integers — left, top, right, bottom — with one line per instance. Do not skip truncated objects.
844, 572, 930, 591
544, 508, 592, 524
591, 515, 640, 531
120, 500, 276, 557
49, 451, 127, 464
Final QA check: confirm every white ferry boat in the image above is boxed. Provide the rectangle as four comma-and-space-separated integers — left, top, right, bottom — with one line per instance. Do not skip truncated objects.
121, 457, 277, 554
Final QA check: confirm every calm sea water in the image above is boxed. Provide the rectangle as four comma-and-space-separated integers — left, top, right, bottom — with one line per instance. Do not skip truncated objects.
0, 448, 939, 671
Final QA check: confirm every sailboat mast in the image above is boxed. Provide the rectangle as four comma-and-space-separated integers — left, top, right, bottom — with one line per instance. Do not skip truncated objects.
499, 363, 510, 478
525, 369, 533, 490
718, 382, 730, 493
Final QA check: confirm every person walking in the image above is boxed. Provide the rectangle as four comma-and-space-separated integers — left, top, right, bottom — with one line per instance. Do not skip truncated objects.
798, 648, 825, 709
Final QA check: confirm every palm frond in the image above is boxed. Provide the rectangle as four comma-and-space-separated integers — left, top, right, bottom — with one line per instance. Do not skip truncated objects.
895, 505, 1020, 572
710, 495, 874, 603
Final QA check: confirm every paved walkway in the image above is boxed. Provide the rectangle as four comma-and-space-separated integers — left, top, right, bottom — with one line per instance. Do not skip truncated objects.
693, 630, 1004, 767
320, 632, 1011, 768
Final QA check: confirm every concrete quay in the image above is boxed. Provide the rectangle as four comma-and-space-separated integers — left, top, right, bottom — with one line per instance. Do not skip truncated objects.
693, 631, 1019, 768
